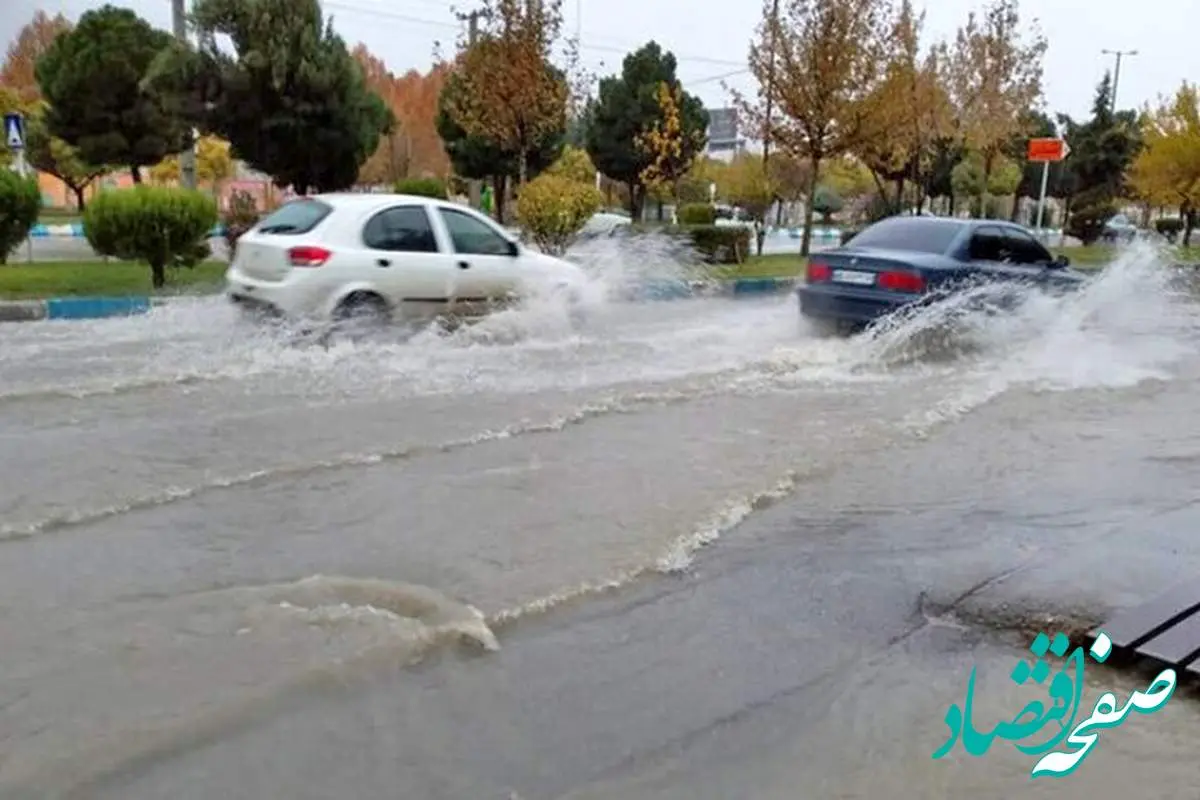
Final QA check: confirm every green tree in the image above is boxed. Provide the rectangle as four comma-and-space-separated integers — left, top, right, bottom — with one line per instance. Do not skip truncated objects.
84, 186, 217, 287
435, 70, 564, 222
586, 41, 708, 220
0, 171, 41, 264
443, 0, 569, 188
1060, 73, 1142, 203
153, 0, 392, 195
24, 115, 108, 211
1059, 72, 1142, 240
35, 5, 189, 183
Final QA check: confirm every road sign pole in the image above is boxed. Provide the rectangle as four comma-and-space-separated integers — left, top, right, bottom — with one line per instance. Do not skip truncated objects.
1035, 159, 1050, 232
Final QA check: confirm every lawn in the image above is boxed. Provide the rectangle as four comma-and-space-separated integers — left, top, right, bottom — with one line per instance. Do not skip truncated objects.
0, 260, 227, 300
36, 208, 84, 226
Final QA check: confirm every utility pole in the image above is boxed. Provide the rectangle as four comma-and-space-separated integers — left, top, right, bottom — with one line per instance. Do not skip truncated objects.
1101, 48, 1137, 114
459, 8, 486, 210
171, 0, 197, 190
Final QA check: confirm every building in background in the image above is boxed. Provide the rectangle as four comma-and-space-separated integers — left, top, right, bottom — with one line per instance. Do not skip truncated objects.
704, 107, 747, 162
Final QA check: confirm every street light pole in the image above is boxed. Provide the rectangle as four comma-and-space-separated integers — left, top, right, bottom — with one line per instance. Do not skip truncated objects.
171, 0, 197, 190
1101, 48, 1137, 114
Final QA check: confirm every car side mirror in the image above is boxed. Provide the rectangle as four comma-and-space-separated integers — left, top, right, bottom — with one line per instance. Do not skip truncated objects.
1052, 254, 1070, 268
505, 239, 520, 257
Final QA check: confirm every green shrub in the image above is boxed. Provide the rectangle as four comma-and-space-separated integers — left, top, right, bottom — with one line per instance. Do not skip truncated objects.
622, 223, 750, 264
0, 171, 41, 264
395, 177, 448, 199
1065, 192, 1116, 246
83, 185, 218, 288
1155, 217, 1183, 242
677, 203, 716, 225
222, 189, 259, 260
811, 186, 843, 223
516, 173, 603, 256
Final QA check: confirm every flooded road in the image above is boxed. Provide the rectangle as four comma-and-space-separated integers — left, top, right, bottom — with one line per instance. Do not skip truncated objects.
2, 243, 1199, 798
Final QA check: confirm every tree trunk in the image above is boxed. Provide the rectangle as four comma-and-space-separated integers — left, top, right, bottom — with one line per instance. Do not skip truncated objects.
130, 165, 142, 184
800, 156, 821, 257
517, 147, 528, 188
150, 260, 166, 289
73, 185, 87, 212
626, 181, 639, 220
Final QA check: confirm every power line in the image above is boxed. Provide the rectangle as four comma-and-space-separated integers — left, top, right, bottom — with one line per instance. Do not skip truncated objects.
322, 0, 747, 68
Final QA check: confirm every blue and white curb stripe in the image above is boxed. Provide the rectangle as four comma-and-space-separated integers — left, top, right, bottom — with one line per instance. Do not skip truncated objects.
0, 296, 155, 322
29, 223, 227, 238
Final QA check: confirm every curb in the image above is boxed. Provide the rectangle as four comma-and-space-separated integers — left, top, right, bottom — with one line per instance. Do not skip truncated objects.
0, 278, 801, 323
29, 223, 227, 238
0, 295, 153, 322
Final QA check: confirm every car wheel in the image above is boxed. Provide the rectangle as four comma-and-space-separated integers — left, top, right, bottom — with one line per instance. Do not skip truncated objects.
330, 292, 391, 340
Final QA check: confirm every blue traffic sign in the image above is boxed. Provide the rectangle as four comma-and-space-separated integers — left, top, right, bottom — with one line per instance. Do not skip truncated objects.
4, 112, 25, 150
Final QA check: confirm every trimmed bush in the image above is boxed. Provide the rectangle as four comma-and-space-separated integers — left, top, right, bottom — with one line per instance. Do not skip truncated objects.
681, 224, 751, 264
222, 189, 259, 261
677, 203, 716, 225
395, 177, 448, 199
1065, 191, 1116, 246
0, 171, 41, 264
83, 186, 218, 288
516, 173, 603, 256
1155, 217, 1183, 243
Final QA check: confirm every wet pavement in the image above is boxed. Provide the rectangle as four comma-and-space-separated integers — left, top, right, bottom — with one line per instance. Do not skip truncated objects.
1, 243, 1198, 798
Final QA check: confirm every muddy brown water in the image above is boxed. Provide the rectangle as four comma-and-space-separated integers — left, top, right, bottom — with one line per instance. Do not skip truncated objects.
2, 244, 1199, 798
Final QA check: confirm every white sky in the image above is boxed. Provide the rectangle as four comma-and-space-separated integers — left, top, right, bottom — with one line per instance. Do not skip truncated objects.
4, 0, 1195, 123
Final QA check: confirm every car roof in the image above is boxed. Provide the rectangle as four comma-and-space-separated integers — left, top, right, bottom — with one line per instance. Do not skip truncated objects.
303, 192, 455, 209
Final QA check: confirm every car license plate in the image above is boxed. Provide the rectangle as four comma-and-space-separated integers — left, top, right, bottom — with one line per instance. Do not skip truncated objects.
831, 269, 875, 286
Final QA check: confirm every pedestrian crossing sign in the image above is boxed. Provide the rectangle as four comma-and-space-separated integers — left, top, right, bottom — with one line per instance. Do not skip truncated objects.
4, 112, 25, 150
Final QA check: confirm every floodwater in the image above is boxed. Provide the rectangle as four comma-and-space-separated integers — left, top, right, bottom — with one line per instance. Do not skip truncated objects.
2, 238, 1200, 798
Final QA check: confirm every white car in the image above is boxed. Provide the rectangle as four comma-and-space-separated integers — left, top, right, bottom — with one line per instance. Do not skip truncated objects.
225, 193, 589, 331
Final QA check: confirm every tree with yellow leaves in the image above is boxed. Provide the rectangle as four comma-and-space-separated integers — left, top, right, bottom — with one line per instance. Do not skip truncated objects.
856, 0, 955, 214
723, 152, 779, 254
546, 144, 597, 184
444, 0, 569, 188
734, 0, 892, 256
1129, 82, 1200, 246
636, 81, 705, 205
946, 0, 1046, 216
148, 136, 234, 191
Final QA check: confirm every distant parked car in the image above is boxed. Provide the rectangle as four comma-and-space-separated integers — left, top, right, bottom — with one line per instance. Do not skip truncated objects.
797, 216, 1089, 335
225, 193, 589, 334
1102, 214, 1139, 243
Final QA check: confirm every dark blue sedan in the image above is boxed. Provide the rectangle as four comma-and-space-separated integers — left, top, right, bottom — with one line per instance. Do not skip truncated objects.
797, 216, 1090, 334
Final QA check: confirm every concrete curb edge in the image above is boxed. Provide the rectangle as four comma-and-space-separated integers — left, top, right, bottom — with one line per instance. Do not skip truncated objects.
0, 278, 800, 323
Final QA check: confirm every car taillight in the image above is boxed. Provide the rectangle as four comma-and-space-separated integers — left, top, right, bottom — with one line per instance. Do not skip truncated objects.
877, 270, 925, 293
287, 246, 332, 267
806, 261, 831, 282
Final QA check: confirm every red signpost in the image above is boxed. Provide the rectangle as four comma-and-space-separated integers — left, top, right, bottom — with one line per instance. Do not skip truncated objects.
1027, 138, 1069, 162
1027, 138, 1071, 231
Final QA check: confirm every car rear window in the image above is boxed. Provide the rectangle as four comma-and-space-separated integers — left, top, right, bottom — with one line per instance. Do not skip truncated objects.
254, 199, 333, 235
845, 218, 965, 254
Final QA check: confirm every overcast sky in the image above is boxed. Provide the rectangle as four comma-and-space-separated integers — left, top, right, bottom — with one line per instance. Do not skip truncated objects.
4, 0, 1196, 123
